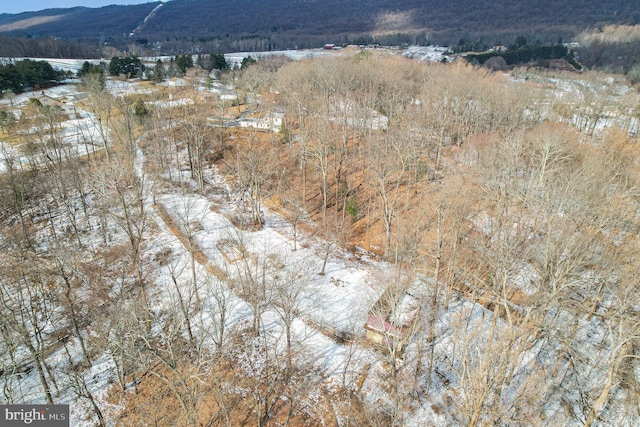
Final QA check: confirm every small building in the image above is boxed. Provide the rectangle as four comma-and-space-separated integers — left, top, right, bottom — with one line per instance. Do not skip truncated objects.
364, 282, 425, 355
168, 77, 186, 88
209, 83, 238, 101
365, 315, 405, 351
219, 92, 238, 101
35, 92, 77, 117
35, 92, 63, 109
238, 111, 283, 132
323, 44, 336, 50
329, 100, 388, 130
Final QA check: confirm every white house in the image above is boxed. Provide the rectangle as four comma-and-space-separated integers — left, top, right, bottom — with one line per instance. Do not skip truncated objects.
167, 77, 186, 88
219, 92, 238, 101
238, 111, 283, 132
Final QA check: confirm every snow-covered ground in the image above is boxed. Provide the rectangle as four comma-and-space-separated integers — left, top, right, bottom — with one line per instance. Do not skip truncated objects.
0, 94, 104, 172
1, 61, 638, 425
0, 48, 341, 75
0, 77, 394, 425
402, 45, 452, 63
512, 71, 640, 137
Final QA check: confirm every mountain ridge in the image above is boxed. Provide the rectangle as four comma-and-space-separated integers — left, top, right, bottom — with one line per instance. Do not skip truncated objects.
0, 0, 638, 52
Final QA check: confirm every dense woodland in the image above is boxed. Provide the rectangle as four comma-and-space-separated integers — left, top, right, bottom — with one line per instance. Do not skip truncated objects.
0, 49, 639, 425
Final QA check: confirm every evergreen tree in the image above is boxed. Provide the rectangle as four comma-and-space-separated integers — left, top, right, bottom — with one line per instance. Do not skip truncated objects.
0, 60, 64, 93
109, 56, 143, 77
77, 61, 105, 78
133, 98, 148, 119
211, 53, 229, 71
153, 59, 165, 83
241, 55, 257, 69
175, 55, 194, 74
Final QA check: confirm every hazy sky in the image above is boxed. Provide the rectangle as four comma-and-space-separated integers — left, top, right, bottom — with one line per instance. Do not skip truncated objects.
1, 1, 160, 15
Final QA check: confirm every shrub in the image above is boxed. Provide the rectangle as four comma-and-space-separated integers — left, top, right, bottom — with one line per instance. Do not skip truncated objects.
346, 197, 360, 221
627, 65, 640, 85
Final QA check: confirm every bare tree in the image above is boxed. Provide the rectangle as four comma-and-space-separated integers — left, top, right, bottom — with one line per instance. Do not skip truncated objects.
366, 130, 411, 259
366, 266, 420, 426
281, 187, 307, 251
60, 342, 106, 427
230, 232, 273, 335
114, 306, 206, 427
169, 194, 212, 307
50, 247, 91, 366
306, 117, 333, 225
81, 75, 115, 162
21, 103, 87, 246
269, 253, 313, 382
231, 128, 275, 227
166, 257, 196, 342
0, 251, 59, 404
89, 146, 149, 307
199, 272, 238, 353
316, 229, 339, 277
173, 99, 215, 191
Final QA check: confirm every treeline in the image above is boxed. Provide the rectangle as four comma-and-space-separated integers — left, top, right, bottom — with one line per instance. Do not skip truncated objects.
0, 59, 69, 93
465, 40, 581, 69
106, 53, 236, 82
578, 39, 640, 72
0, 35, 100, 58
570, 25, 640, 84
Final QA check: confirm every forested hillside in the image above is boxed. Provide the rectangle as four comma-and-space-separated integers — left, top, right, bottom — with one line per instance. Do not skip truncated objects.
142, 0, 639, 48
0, 4, 159, 40
0, 0, 638, 52
0, 49, 639, 425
